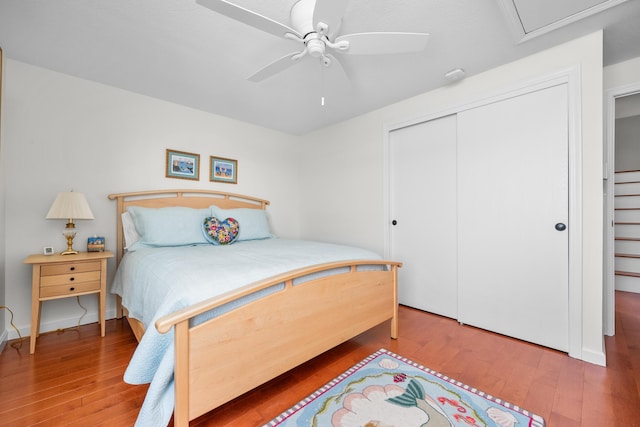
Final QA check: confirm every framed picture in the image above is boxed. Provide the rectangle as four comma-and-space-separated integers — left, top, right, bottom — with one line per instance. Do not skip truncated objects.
166, 149, 200, 180
210, 156, 238, 184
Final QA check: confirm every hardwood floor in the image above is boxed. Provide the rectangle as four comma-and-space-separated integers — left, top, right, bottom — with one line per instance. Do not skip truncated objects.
1, 291, 639, 426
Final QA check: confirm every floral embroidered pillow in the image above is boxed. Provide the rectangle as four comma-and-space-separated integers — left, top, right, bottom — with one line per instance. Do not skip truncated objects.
203, 217, 240, 245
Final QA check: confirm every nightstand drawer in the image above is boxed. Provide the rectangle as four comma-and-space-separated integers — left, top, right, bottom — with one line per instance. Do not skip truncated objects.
40, 270, 101, 286
41, 261, 101, 276
40, 280, 101, 298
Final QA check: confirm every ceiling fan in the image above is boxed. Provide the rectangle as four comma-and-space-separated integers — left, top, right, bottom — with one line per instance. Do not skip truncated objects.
196, 0, 430, 82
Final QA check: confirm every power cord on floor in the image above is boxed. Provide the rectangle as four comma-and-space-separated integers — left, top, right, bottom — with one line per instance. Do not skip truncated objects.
0, 305, 24, 350
1, 296, 88, 351
56, 296, 88, 334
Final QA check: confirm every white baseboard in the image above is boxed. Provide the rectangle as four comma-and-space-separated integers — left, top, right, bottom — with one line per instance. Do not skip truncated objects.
4, 308, 119, 340
580, 345, 607, 367
615, 275, 640, 293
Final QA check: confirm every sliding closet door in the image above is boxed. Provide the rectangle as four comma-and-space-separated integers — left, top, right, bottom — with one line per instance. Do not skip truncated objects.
457, 84, 569, 351
390, 114, 457, 318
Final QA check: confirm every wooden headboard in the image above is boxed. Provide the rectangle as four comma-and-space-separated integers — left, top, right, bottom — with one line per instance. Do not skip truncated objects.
108, 189, 270, 265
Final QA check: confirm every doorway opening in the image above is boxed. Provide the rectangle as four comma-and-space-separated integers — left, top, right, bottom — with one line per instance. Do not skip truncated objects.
604, 87, 640, 336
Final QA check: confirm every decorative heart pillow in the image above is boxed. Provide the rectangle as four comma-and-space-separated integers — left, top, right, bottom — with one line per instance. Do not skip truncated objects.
203, 216, 240, 245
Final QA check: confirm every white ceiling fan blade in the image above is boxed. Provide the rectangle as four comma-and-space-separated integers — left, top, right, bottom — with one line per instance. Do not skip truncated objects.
313, 0, 348, 37
247, 52, 303, 82
334, 32, 430, 55
196, 0, 301, 39
324, 53, 350, 85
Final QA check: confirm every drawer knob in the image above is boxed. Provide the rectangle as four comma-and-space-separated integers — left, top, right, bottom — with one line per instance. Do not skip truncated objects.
70, 267, 75, 271
69, 277, 75, 281
69, 287, 75, 291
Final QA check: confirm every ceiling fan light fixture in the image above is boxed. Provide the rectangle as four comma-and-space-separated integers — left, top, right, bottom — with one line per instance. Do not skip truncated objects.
307, 38, 325, 57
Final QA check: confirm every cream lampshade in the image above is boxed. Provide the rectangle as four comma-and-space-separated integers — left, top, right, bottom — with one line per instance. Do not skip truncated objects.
46, 191, 95, 255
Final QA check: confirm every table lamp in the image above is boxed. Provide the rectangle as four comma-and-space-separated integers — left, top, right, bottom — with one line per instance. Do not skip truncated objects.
46, 191, 95, 255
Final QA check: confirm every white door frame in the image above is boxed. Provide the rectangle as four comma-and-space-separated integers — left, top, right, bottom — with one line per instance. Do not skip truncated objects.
604, 82, 640, 336
383, 66, 585, 360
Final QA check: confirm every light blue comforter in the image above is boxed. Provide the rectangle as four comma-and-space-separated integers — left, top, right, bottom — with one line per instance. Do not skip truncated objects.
111, 238, 382, 427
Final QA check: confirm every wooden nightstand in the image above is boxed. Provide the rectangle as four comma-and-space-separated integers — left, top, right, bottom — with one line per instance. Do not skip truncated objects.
23, 251, 114, 354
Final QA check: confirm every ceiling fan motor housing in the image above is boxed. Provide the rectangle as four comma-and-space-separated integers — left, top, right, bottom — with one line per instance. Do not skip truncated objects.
306, 37, 325, 57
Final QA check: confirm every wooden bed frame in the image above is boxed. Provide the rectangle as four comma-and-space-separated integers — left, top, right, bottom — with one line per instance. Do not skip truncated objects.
108, 189, 401, 427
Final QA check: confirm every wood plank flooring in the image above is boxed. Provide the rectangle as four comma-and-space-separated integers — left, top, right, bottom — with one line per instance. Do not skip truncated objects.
1, 291, 639, 426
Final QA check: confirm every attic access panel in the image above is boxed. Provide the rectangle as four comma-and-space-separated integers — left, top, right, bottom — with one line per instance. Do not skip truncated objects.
498, 0, 628, 41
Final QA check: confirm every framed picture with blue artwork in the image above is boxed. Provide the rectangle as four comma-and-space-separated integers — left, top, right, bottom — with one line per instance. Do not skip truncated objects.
166, 149, 200, 180
210, 156, 237, 184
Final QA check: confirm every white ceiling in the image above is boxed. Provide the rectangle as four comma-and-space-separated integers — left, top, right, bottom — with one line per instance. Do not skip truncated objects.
1, 0, 640, 135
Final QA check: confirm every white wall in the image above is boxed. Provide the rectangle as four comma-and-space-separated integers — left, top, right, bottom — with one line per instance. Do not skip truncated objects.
605, 56, 640, 90
615, 115, 640, 171
0, 48, 6, 348
298, 32, 606, 364
2, 59, 301, 338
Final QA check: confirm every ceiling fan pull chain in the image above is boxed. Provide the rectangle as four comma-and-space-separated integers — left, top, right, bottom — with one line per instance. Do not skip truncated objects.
320, 60, 326, 107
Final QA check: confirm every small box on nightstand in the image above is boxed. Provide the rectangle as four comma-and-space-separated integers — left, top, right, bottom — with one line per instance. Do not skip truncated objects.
87, 236, 105, 252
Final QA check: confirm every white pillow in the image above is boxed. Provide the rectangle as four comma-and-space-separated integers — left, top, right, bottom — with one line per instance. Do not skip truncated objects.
121, 212, 141, 250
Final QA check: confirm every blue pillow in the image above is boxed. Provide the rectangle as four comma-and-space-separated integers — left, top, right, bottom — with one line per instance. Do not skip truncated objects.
209, 206, 272, 241
127, 206, 211, 249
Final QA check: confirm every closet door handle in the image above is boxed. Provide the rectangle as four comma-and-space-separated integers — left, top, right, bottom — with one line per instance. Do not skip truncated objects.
392, 220, 398, 226
555, 223, 567, 231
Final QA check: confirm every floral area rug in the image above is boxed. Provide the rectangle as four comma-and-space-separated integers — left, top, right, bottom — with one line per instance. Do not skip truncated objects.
264, 348, 545, 427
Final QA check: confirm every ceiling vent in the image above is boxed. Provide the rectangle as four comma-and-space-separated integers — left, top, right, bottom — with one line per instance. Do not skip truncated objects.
496, 0, 629, 42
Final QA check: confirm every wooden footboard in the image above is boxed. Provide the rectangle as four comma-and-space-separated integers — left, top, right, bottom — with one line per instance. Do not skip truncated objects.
155, 259, 401, 427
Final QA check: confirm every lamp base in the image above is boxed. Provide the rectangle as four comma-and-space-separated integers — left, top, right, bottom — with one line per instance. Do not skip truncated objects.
62, 226, 79, 255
